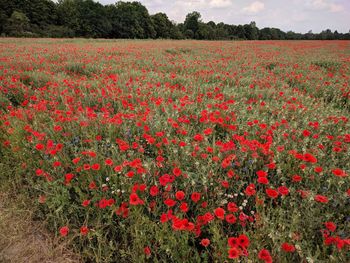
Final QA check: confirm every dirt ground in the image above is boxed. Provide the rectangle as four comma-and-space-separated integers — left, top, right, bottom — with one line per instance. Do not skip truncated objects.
0, 192, 81, 263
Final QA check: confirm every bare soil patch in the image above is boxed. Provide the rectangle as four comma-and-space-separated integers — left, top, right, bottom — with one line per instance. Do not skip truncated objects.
0, 192, 80, 263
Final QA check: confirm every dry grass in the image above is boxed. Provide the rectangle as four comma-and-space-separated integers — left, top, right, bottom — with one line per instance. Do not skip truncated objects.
0, 192, 81, 263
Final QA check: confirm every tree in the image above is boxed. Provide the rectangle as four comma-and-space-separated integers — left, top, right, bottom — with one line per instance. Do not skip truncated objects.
259, 27, 285, 40
56, 0, 80, 36
0, 0, 58, 35
76, 0, 111, 38
305, 30, 314, 40
195, 22, 209, 40
108, 1, 155, 39
235, 25, 246, 39
0, 0, 347, 40
175, 23, 186, 39
0, 0, 20, 18
184, 11, 201, 39
320, 29, 334, 40
243, 21, 258, 40
4, 11, 30, 36
215, 22, 230, 39
151, 13, 174, 39
57, 0, 111, 38
105, 4, 118, 38
334, 30, 339, 39
20, 0, 58, 28
169, 23, 183, 39
205, 21, 217, 40
0, 10, 8, 34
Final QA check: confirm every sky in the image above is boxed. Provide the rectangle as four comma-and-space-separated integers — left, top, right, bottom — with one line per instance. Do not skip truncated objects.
97, 0, 350, 33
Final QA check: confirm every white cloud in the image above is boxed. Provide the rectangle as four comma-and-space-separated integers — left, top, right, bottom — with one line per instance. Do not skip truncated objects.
95, 0, 350, 33
329, 3, 344, 12
310, 0, 328, 9
242, 1, 265, 14
209, 0, 232, 8
308, 0, 344, 12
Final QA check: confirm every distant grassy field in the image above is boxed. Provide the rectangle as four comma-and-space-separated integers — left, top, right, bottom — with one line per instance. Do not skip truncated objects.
0, 39, 349, 262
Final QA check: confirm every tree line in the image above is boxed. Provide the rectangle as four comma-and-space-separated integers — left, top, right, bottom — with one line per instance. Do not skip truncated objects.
1, 0, 349, 40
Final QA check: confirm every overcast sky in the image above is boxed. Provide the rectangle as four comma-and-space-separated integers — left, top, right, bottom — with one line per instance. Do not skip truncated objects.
96, 0, 350, 33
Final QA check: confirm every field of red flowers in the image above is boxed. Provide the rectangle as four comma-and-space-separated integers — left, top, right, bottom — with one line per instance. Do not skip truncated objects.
0, 39, 349, 262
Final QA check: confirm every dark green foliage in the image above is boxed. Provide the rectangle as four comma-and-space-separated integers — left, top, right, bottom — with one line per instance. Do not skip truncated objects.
57, 0, 111, 38
0, 0, 349, 39
184, 11, 201, 39
151, 13, 182, 39
259, 27, 286, 40
104, 1, 156, 39
3, 11, 30, 36
312, 60, 341, 71
44, 24, 75, 38
0, 0, 58, 36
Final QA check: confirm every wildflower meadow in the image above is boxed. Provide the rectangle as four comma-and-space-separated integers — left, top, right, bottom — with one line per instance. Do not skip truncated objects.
0, 38, 349, 262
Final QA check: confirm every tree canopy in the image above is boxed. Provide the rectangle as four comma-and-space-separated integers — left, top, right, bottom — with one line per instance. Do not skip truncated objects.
0, 0, 349, 40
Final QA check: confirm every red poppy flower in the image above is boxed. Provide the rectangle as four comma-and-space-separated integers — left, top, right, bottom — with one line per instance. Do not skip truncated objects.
175, 191, 185, 200
200, 238, 210, 247
278, 186, 289, 196
105, 159, 113, 166
303, 153, 317, 163
237, 234, 250, 248
281, 242, 295, 252
144, 246, 151, 256
59, 226, 69, 237
228, 247, 240, 259
332, 168, 347, 177
204, 212, 215, 223
226, 214, 237, 224
89, 181, 97, 190
267, 162, 276, 169
180, 202, 189, 212
91, 163, 100, 170
80, 226, 89, 236
292, 175, 302, 182
258, 249, 272, 262
266, 188, 279, 198
129, 193, 141, 205
114, 165, 122, 172
38, 195, 46, 204
303, 130, 311, 137
314, 167, 323, 173
126, 171, 134, 178
164, 198, 176, 207
315, 195, 329, 203
36, 169, 43, 176
35, 143, 44, 150
228, 237, 238, 247
173, 167, 182, 176
203, 128, 212, 135
99, 198, 108, 209
65, 173, 74, 184
227, 202, 238, 213
150, 185, 159, 196
72, 157, 81, 164
191, 192, 201, 203
257, 170, 267, 177
245, 184, 256, 196
214, 207, 225, 220
258, 177, 269, 184
194, 134, 204, 141
325, 222, 337, 232
82, 199, 90, 207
